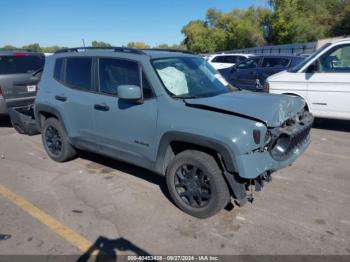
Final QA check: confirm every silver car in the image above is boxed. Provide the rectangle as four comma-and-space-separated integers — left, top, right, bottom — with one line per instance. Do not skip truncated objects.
0, 50, 44, 115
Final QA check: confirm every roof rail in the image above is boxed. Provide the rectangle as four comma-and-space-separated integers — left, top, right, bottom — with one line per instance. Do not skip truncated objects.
142, 48, 194, 54
54, 46, 146, 55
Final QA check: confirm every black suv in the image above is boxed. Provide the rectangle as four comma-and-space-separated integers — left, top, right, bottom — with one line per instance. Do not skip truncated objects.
219, 55, 305, 91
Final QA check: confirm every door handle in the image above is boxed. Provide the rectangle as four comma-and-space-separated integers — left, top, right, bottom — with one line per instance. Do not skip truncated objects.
94, 104, 110, 111
55, 95, 67, 102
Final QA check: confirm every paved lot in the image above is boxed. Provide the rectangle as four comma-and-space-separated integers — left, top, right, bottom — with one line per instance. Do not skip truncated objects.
0, 116, 349, 257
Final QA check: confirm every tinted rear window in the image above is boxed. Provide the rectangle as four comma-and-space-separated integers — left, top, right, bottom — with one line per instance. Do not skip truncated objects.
65, 57, 92, 90
0, 55, 44, 74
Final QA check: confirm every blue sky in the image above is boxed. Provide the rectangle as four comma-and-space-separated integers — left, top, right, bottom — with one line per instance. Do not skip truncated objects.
0, 0, 266, 47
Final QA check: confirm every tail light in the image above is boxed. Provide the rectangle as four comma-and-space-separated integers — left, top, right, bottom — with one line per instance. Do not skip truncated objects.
13, 53, 28, 57
0, 85, 3, 98
263, 82, 270, 93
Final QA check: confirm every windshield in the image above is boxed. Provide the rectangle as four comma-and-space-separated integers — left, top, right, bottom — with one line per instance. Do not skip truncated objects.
152, 56, 235, 98
288, 43, 331, 72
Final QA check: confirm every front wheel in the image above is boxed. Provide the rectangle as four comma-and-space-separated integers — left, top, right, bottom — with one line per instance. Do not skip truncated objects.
166, 150, 230, 218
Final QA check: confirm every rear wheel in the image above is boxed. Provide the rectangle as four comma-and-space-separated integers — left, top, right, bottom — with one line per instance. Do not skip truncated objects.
42, 118, 76, 162
166, 150, 230, 218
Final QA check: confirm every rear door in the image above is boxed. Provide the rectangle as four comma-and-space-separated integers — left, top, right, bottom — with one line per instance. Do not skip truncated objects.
0, 53, 44, 106
52, 57, 98, 150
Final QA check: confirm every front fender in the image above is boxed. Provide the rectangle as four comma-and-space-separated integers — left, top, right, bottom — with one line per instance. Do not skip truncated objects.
154, 131, 238, 174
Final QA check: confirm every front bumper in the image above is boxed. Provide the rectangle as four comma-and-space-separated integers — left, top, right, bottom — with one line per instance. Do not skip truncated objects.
235, 111, 313, 179
236, 136, 310, 179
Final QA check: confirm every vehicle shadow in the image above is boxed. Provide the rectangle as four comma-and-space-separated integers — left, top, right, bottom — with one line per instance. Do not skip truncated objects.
77, 236, 152, 262
313, 118, 350, 132
78, 151, 234, 212
78, 151, 173, 204
0, 116, 12, 128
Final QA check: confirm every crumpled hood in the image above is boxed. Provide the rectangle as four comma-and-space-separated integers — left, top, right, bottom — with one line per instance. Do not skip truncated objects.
185, 91, 305, 127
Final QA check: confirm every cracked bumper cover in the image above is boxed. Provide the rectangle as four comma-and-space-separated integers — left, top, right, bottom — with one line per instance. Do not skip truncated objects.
236, 137, 310, 179
234, 111, 313, 179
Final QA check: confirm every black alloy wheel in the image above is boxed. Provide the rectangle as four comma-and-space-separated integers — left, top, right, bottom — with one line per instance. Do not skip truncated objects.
174, 164, 212, 208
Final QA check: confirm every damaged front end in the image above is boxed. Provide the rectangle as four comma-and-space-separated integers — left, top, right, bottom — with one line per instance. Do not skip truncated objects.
227, 109, 314, 205
267, 110, 314, 161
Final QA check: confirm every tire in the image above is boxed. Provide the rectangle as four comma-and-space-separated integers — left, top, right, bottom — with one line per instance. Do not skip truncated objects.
41, 117, 76, 162
166, 150, 230, 218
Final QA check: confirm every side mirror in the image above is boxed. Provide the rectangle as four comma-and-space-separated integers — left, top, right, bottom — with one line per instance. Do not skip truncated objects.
117, 85, 142, 101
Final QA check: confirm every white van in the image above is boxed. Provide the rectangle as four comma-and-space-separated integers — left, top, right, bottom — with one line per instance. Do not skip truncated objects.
266, 38, 350, 120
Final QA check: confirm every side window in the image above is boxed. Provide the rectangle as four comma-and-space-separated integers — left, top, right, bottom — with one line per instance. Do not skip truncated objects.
237, 58, 259, 69
212, 56, 225, 63
225, 56, 238, 64
262, 58, 279, 68
237, 56, 247, 63
213, 56, 237, 64
280, 58, 290, 67
65, 58, 92, 90
319, 44, 350, 72
53, 58, 64, 82
99, 58, 139, 96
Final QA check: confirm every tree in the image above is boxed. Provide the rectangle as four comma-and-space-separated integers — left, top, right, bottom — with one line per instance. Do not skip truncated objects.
182, 1, 350, 53
41, 46, 65, 53
268, 0, 350, 44
268, 0, 329, 44
182, 7, 271, 53
22, 43, 42, 52
127, 42, 150, 48
1, 45, 17, 50
91, 41, 112, 47
326, 0, 350, 37
182, 20, 222, 53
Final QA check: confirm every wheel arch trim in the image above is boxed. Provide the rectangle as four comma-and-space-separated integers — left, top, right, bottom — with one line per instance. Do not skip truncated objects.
34, 103, 71, 142
155, 131, 238, 175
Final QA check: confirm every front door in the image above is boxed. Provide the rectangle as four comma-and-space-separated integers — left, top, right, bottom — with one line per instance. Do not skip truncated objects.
307, 43, 350, 119
93, 57, 158, 167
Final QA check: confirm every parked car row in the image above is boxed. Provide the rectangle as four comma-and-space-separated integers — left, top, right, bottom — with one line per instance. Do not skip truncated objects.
218, 55, 304, 91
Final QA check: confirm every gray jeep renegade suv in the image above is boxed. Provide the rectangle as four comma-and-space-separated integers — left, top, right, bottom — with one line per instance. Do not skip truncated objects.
35, 47, 313, 218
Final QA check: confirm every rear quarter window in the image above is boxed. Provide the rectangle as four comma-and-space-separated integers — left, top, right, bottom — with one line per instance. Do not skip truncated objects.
0, 55, 44, 74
